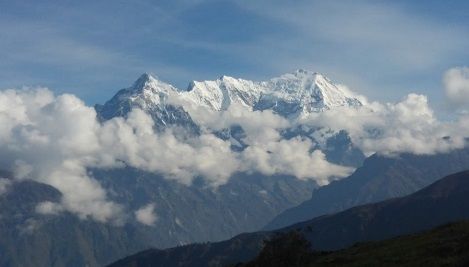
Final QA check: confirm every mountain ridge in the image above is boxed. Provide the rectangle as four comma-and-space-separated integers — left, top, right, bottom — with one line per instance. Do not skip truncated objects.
0, 168, 316, 267
107, 170, 469, 267
96, 70, 363, 127
238, 221, 469, 267
264, 148, 469, 230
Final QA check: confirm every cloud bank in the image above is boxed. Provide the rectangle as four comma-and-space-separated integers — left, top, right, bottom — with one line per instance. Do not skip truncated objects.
1, 67, 468, 223
0, 88, 350, 222
304, 93, 467, 156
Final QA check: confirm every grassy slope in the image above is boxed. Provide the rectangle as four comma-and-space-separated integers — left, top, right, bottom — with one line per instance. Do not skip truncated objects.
310, 221, 469, 267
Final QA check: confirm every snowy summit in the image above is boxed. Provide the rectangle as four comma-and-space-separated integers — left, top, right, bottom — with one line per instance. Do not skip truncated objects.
97, 70, 363, 127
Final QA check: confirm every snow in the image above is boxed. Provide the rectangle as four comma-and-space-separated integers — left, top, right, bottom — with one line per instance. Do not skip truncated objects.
121, 73, 179, 107
100, 69, 363, 124
183, 75, 264, 111
262, 69, 362, 115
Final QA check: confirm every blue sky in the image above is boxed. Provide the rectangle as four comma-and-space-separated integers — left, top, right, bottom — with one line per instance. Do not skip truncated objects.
1, 0, 468, 113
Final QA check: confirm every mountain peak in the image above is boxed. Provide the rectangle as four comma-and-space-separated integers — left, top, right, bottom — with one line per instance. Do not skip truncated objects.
99, 70, 363, 124
263, 70, 362, 114
132, 73, 158, 90
279, 69, 326, 81
271, 69, 329, 87
134, 72, 157, 87
294, 68, 319, 76
104, 72, 181, 112
218, 74, 230, 81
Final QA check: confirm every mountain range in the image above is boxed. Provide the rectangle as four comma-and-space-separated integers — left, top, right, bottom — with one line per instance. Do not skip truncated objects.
96, 69, 362, 127
0, 70, 365, 267
265, 148, 469, 230
108, 170, 469, 267
96, 70, 366, 166
0, 169, 316, 267
1, 70, 467, 267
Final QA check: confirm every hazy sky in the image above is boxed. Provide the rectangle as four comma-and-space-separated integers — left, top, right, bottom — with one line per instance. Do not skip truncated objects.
1, 0, 468, 113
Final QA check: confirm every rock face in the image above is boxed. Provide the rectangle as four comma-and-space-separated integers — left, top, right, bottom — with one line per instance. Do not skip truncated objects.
0, 168, 316, 267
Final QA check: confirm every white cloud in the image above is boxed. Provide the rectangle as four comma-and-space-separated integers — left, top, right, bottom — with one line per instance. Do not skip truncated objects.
0, 88, 350, 221
3, 66, 468, 223
0, 89, 121, 222
97, 109, 241, 186
0, 178, 11, 195
242, 138, 353, 185
135, 203, 158, 226
444, 67, 469, 108
302, 93, 467, 156
181, 103, 353, 183
36, 201, 63, 215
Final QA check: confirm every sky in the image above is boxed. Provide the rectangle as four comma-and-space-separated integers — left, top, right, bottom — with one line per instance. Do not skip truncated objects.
1, 0, 469, 222
0, 0, 468, 115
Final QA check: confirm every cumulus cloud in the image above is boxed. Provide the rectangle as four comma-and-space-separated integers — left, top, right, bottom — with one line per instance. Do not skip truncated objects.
444, 67, 469, 109
135, 203, 158, 226
180, 102, 352, 182
302, 93, 467, 156
97, 109, 241, 186
0, 89, 122, 222
2, 67, 468, 223
242, 138, 353, 185
0, 88, 350, 222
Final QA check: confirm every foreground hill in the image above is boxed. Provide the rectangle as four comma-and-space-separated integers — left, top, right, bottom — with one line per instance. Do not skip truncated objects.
265, 148, 469, 230
239, 221, 469, 267
108, 170, 469, 267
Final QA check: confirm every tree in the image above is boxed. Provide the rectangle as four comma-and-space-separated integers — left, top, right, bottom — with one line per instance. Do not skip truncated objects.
241, 230, 314, 267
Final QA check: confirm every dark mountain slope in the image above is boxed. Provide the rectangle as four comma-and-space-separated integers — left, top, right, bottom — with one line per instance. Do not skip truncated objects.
0, 168, 315, 267
291, 170, 469, 250
265, 148, 469, 230
240, 221, 469, 267
93, 168, 316, 246
0, 176, 152, 267
108, 170, 469, 267
108, 232, 268, 267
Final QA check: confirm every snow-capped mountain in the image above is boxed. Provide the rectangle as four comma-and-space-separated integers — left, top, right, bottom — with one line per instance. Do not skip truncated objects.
183, 69, 363, 117
0, 70, 368, 267
256, 69, 362, 117
96, 69, 363, 128
95, 73, 200, 132
183, 75, 263, 110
